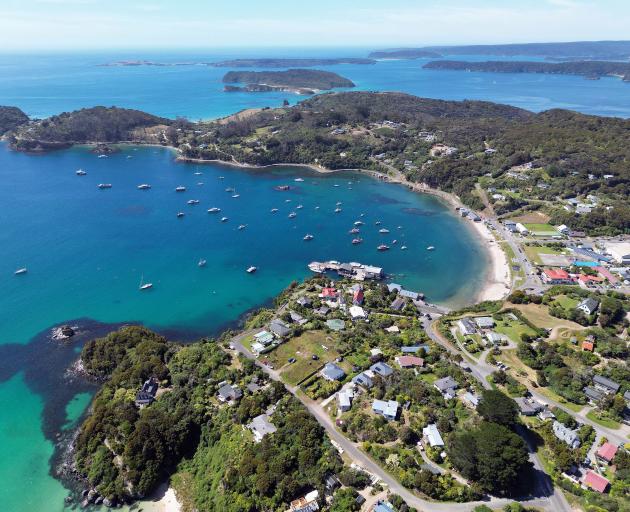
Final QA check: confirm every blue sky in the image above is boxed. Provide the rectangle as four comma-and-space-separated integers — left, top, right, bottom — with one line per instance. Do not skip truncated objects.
1, 0, 629, 50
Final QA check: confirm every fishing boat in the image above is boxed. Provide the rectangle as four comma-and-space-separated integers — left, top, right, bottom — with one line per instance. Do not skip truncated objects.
187, 199, 200, 205
427, 246, 435, 251
177, 212, 185, 218
303, 234, 314, 241
294, 178, 304, 182
198, 259, 207, 267
97, 183, 112, 189
76, 169, 87, 176
238, 224, 246, 230
137, 184, 151, 190
246, 266, 257, 273
220, 217, 229, 222
377, 244, 390, 251
208, 207, 221, 213
288, 212, 297, 218
175, 186, 186, 192
379, 228, 390, 234
14, 268, 27, 275
352, 238, 363, 245
139, 275, 153, 290
270, 208, 279, 213
349, 228, 360, 234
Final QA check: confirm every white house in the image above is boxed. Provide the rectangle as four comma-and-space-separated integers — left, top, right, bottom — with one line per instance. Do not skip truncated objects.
422, 424, 444, 447
577, 298, 599, 316
349, 305, 367, 320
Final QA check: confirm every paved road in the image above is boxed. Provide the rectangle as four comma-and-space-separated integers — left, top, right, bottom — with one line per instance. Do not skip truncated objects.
231, 333, 565, 512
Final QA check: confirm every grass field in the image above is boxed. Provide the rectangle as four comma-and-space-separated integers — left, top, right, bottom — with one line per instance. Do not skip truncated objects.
586, 410, 621, 430
495, 317, 538, 343
266, 330, 341, 385
523, 244, 567, 265
511, 303, 583, 331
511, 211, 551, 224
523, 223, 558, 237
552, 294, 579, 311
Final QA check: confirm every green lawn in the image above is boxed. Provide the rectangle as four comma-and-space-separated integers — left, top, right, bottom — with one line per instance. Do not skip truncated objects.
523, 223, 558, 237
495, 317, 537, 343
586, 410, 621, 430
523, 244, 566, 264
266, 330, 341, 385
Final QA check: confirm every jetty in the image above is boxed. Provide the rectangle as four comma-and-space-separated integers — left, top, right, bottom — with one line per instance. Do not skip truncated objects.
308, 260, 383, 281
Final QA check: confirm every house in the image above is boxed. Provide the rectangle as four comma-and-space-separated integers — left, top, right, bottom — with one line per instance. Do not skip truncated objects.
457, 317, 477, 336
289, 490, 320, 512
269, 319, 291, 338
352, 287, 364, 305
401, 345, 427, 354
135, 377, 159, 407
596, 442, 618, 464
395, 355, 424, 368
373, 501, 396, 512
604, 241, 630, 265
320, 288, 338, 299
289, 311, 308, 326
337, 388, 354, 412
315, 306, 330, 316
461, 392, 480, 408
542, 268, 572, 285
593, 375, 620, 395
577, 298, 599, 316
387, 283, 402, 293
390, 296, 406, 311
515, 397, 544, 416
400, 289, 420, 300
582, 340, 595, 352
349, 305, 367, 320
297, 296, 312, 308
352, 371, 374, 389
434, 376, 458, 398
321, 363, 346, 382
217, 383, 242, 403
248, 414, 277, 443
557, 224, 570, 235
325, 319, 345, 331
370, 361, 394, 378
584, 471, 610, 493
577, 274, 603, 289
584, 386, 605, 404
515, 223, 529, 235
422, 423, 445, 447
254, 330, 274, 346
372, 399, 399, 420
474, 316, 495, 329
504, 221, 518, 233
539, 409, 556, 422
486, 331, 505, 346
552, 421, 580, 449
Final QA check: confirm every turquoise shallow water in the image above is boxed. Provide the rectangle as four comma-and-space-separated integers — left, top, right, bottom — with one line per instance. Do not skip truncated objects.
0, 142, 486, 510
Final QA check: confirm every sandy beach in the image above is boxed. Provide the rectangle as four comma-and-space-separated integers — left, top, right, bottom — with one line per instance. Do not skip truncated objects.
123, 484, 181, 512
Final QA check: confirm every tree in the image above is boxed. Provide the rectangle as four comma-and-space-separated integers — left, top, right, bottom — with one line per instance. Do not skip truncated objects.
448, 422, 531, 495
477, 389, 519, 426
330, 488, 360, 512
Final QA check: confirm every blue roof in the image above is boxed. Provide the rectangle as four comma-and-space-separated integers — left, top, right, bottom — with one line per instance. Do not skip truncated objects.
352, 372, 373, 388
574, 261, 599, 267
322, 363, 345, 381
374, 502, 395, 512
370, 361, 394, 377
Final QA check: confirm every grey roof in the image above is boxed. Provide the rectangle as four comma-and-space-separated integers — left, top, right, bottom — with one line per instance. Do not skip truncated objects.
352, 372, 373, 388
249, 414, 277, 439
315, 306, 330, 316
515, 397, 543, 415
474, 316, 495, 328
584, 386, 605, 402
218, 383, 242, 401
399, 289, 420, 300
321, 363, 346, 381
372, 399, 399, 419
297, 296, 312, 307
370, 361, 394, 377
624, 390, 630, 401
552, 421, 581, 448
269, 319, 291, 337
434, 376, 458, 393
577, 297, 599, 313
390, 296, 406, 310
387, 283, 402, 293
593, 375, 620, 392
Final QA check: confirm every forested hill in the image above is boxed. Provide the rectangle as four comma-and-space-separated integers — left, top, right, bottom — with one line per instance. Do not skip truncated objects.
212, 58, 375, 67
424, 60, 630, 80
9, 106, 177, 151
370, 40, 630, 60
222, 69, 355, 90
0, 106, 29, 135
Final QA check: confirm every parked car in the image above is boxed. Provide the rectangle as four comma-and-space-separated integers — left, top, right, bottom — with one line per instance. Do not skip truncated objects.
288, 357, 296, 364
311, 354, 319, 360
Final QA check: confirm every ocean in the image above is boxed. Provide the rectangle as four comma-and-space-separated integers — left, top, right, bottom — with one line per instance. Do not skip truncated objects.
1, 48, 629, 511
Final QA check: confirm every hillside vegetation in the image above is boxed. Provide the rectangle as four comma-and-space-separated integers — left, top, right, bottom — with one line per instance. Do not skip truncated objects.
0, 106, 29, 135
223, 69, 355, 90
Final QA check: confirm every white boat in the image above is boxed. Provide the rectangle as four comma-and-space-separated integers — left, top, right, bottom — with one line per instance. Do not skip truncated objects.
288, 212, 297, 218
225, 187, 235, 193
375, 221, 382, 225
238, 224, 246, 230
76, 169, 87, 176
296, 204, 303, 209
246, 266, 257, 273
208, 207, 221, 213
187, 199, 200, 205
270, 208, 279, 213
334, 208, 342, 213
218, 176, 224, 179
139, 275, 153, 290
333, 184, 340, 187
14, 268, 27, 275
377, 244, 390, 251
315, 206, 320, 210
401, 245, 408, 250
427, 246, 435, 251
336, 201, 342, 206
137, 184, 151, 190
197, 182, 204, 186
194, 172, 203, 175
221, 217, 229, 222
349, 228, 360, 234
392, 239, 398, 245
308, 262, 326, 273
379, 228, 390, 234
175, 186, 186, 192
177, 212, 185, 218
97, 154, 108, 159
294, 178, 304, 182
354, 221, 364, 226
232, 189, 240, 198
98, 183, 112, 189
352, 238, 363, 245
303, 234, 314, 241
198, 259, 207, 267
285, 199, 292, 203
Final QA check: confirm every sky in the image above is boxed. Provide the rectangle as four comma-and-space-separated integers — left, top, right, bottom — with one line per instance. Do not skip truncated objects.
1, 0, 629, 51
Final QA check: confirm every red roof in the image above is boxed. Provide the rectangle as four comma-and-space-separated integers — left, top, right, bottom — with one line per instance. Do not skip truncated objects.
397, 355, 424, 367
582, 341, 594, 352
584, 470, 610, 493
578, 274, 604, 282
595, 266, 618, 284
321, 288, 337, 298
544, 268, 569, 280
596, 442, 618, 463
353, 289, 364, 303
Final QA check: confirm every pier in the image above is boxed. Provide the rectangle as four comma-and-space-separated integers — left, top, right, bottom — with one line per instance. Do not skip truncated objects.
308, 261, 384, 281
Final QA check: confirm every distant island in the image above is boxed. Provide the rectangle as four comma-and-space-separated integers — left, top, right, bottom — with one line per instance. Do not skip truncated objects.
211, 57, 376, 67
222, 69, 355, 94
369, 40, 630, 60
423, 60, 630, 81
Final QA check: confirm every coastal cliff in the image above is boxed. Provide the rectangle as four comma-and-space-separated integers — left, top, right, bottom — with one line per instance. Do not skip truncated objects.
0, 106, 29, 135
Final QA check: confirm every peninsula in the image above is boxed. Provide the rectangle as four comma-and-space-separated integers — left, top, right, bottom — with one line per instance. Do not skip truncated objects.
423, 60, 630, 81
212, 57, 376, 67
222, 69, 355, 94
